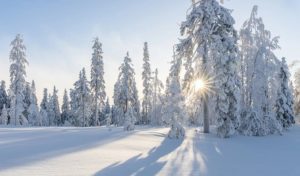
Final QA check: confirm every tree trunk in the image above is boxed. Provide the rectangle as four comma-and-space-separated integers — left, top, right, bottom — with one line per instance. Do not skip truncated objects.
203, 44, 209, 133
203, 94, 209, 133
95, 92, 98, 126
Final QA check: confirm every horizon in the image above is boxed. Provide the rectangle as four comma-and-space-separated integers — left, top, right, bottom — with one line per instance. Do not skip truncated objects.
0, 0, 299, 104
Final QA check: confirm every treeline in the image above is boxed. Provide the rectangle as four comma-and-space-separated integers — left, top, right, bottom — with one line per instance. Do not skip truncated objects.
0, 0, 297, 138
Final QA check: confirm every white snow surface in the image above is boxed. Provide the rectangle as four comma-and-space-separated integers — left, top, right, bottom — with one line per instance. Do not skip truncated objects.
0, 125, 300, 176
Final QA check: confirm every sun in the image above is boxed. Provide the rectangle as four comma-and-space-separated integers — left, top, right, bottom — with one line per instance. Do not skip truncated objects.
194, 79, 206, 91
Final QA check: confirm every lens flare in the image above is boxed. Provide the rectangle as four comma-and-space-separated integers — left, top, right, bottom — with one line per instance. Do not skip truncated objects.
194, 79, 206, 91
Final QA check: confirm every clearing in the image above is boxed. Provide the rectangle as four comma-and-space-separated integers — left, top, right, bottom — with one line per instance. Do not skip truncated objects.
0, 125, 299, 176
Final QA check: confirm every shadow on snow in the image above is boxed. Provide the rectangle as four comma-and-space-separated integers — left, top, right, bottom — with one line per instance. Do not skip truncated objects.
94, 136, 184, 176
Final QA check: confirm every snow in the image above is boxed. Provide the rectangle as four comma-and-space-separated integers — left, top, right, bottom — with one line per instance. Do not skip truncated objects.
1, 125, 300, 176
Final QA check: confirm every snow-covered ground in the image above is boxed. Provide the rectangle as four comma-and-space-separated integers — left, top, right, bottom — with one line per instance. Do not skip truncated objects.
1, 125, 300, 176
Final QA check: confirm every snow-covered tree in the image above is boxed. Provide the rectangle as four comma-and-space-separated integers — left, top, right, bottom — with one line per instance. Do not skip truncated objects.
73, 68, 92, 127
90, 37, 106, 126
275, 58, 295, 129
28, 81, 41, 126
177, 0, 239, 137
103, 98, 111, 117
132, 83, 141, 124
294, 70, 300, 116
163, 56, 186, 139
9, 34, 28, 126
23, 82, 31, 119
0, 105, 8, 125
142, 42, 152, 124
48, 86, 61, 126
151, 68, 164, 125
0, 81, 8, 114
61, 89, 71, 125
40, 88, 49, 126
69, 88, 78, 126
238, 6, 282, 136
113, 52, 139, 130
123, 107, 136, 131
113, 82, 123, 126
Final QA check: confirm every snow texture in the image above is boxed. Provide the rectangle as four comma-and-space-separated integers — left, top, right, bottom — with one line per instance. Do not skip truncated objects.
1, 125, 300, 176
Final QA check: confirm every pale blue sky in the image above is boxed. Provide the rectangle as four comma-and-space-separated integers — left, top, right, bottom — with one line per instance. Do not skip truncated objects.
0, 0, 299, 102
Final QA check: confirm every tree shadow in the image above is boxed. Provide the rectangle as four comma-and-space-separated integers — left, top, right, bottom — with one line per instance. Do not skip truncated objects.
0, 127, 138, 171
94, 136, 183, 176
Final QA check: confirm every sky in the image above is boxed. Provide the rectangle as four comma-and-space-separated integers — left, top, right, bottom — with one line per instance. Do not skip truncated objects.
0, 0, 299, 103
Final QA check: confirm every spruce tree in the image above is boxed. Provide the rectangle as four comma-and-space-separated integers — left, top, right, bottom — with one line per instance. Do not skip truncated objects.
9, 34, 28, 126
69, 88, 78, 126
28, 81, 41, 126
73, 68, 92, 127
275, 58, 295, 129
142, 42, 152, 124
48, 86, 61, 126
23, 82, 31, 120
239, 6, 282, 136
0, 105, 8, 125
90, 37, 106, 126
163, 56, 185, 139
103, 98, 111, 117
61, 89, 71, 125
40, 88, 49, 126
114, 52, 139, 131
0, 81, 8, 114
151, 68, 164, 125
177, 0, 239, 137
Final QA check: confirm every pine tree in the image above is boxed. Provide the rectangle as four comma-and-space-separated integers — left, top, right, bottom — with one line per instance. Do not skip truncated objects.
0, 105, 8, 125
163, 56, 185, 139
113, 82, 123, 126
113, 52, 139, 131
48, 86, 61, 126
9, 34, 28, 126
40, 88, 49, 126
73, 68, 92, 127
23, 82, 31, 120
239, 6, 282, 136
132, 82, 140, 124
142, 42, 152, 124
275, 58, 295, 129
28, 81, 41, 126
151, 68, 164, 125
90, 37, 106, 126
69, 88, 78, 126
61, 89, 71, 125
177, 0, 239, 137
0, 81, 8, 114
103, 98, 111, 116
294, 70, 300, 116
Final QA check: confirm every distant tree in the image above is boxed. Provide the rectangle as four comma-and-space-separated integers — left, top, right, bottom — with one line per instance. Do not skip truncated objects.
151, 68, 164, 125
90, 37, 106, 126
0, 81, 8, 114
275, 58, 295, 129
23, 82, 32, 120
9, 34, 28, 126
28, 81, 41, 126
0, 105, 8, 125
40, 88, 49, 126
69, 88, 78, 126
142, 42, 152, 124
113, 52, 139, 131
61, 89, 71, 125
163, 56, 185, 139
48, 86, 61, 126
73, 68, 92, 127
103, 98, 111, 117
